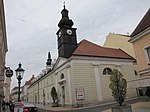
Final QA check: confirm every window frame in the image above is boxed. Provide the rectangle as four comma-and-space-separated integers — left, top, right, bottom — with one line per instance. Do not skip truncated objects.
103, 67, 112, 75
145, 46, 150, 65
60, 73, 65, 79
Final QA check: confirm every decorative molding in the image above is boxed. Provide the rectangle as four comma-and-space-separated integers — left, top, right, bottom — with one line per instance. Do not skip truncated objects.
58, 79, 66, 84
144, 46, 150, 64
71, 57, 133, 66
67, 67, 72, 104
139, 68, 150, 75
128, 76, 150, 88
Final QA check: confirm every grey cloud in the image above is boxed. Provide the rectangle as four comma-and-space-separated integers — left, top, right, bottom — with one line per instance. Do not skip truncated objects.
4, 0, 150, 89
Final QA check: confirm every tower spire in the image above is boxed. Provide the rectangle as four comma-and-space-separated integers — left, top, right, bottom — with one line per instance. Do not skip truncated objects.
63, 1, 65, 9
46, 52, 52, 66
58, 3, 74, 28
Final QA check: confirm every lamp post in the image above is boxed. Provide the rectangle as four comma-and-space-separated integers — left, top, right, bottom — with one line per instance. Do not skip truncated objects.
15, 63, 25, 102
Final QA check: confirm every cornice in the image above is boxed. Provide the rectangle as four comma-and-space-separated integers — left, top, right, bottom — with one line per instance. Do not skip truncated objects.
139, 68, 150, 76
129, 27, 150, 43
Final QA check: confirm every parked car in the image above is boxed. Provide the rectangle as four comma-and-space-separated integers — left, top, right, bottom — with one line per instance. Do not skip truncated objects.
23, 102, 38, 112
14, 101, 38, 112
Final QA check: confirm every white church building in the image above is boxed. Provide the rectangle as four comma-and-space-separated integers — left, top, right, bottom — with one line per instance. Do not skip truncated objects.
27, 6, 138, 106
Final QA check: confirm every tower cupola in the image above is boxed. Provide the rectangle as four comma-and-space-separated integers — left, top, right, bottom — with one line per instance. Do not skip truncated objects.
46, 52, 52, 66
58, 5, 74, 28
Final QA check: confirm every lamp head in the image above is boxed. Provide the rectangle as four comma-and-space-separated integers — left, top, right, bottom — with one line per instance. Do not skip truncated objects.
15, 63, 25, 79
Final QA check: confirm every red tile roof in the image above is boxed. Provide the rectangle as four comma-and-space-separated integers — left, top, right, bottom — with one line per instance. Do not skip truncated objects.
73, 39, 133, 59
131, 8, 150, 37
25, 75, 35, 85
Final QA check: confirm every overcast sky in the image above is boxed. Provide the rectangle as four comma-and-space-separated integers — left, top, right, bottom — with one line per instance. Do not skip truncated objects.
4, 0, 150, 89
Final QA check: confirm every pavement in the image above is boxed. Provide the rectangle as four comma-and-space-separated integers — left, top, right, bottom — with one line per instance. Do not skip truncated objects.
102, 101, 150, 112
36, 104, 74, 111
37, 101, 150, 112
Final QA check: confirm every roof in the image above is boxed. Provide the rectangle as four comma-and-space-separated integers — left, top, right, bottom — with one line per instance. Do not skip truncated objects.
11, 86, 23, 91
109, 32, 130, 37
73, 39, 133, 59
131, 8, 150, 37
11, 87, 18, 91
25, 75, 35, 85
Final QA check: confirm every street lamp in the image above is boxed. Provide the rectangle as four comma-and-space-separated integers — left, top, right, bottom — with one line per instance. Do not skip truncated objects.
15, 63, 25, 102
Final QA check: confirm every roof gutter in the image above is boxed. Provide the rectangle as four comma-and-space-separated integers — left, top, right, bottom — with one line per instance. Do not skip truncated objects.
129, 27, 150, 43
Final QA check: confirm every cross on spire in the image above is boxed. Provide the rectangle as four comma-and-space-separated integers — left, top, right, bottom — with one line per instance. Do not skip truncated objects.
63, 1, 65, 9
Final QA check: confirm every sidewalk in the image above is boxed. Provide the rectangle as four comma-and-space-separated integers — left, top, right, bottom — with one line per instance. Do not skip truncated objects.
102, 101, 150, 112
37, 101, 150, 112
36, 104, 75, 111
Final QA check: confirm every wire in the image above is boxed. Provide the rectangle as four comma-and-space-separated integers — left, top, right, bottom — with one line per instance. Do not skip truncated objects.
6, 15, 56, 31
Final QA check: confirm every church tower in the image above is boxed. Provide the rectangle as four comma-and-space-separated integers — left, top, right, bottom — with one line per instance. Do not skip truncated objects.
46, 52, 52, 72
46, 52, 52, 66
56, 5, 77, 58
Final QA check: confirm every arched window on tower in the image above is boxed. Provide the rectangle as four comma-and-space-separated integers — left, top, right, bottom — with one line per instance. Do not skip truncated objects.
103, 68, 112, 75
61, 73, 65, 79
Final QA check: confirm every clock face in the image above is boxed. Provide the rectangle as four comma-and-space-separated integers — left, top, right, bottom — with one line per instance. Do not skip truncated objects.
67, 29, 72, 35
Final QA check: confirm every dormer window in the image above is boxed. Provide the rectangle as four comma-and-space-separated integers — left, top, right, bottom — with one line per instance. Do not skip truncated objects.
103, 68, 112, 75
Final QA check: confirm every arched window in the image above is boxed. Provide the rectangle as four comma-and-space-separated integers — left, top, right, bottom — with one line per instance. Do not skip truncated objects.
61, 73, 64, 79
103, 68, 112, 75
134, 70, 138, 76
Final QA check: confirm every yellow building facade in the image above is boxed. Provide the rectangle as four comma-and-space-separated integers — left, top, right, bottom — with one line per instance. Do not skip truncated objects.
130, 34, 150, 73
103, 33, 136, 58
128, 9, 150, 100
11, 87, 23, 102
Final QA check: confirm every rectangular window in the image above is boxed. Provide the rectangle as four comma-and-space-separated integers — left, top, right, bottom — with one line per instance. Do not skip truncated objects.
145, 46, 150, 64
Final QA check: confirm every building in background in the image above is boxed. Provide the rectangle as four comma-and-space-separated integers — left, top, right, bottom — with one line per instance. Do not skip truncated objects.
0, 0, 8, 111
128, 8, 150, 100
11, 86, 23, 101
22, 75, 35, 101
27, 52, 53, 104
11, 52, 52, 103
103, 33, 136, 58
11, 75, 35, 102
27, 6, 138, 107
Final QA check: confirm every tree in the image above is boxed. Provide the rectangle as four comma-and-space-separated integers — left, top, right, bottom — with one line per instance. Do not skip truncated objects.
109, 69, 127, 106
51, 86, 58, 103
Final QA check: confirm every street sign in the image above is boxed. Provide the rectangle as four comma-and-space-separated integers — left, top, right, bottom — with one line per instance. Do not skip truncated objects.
6, 67, 13, 77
